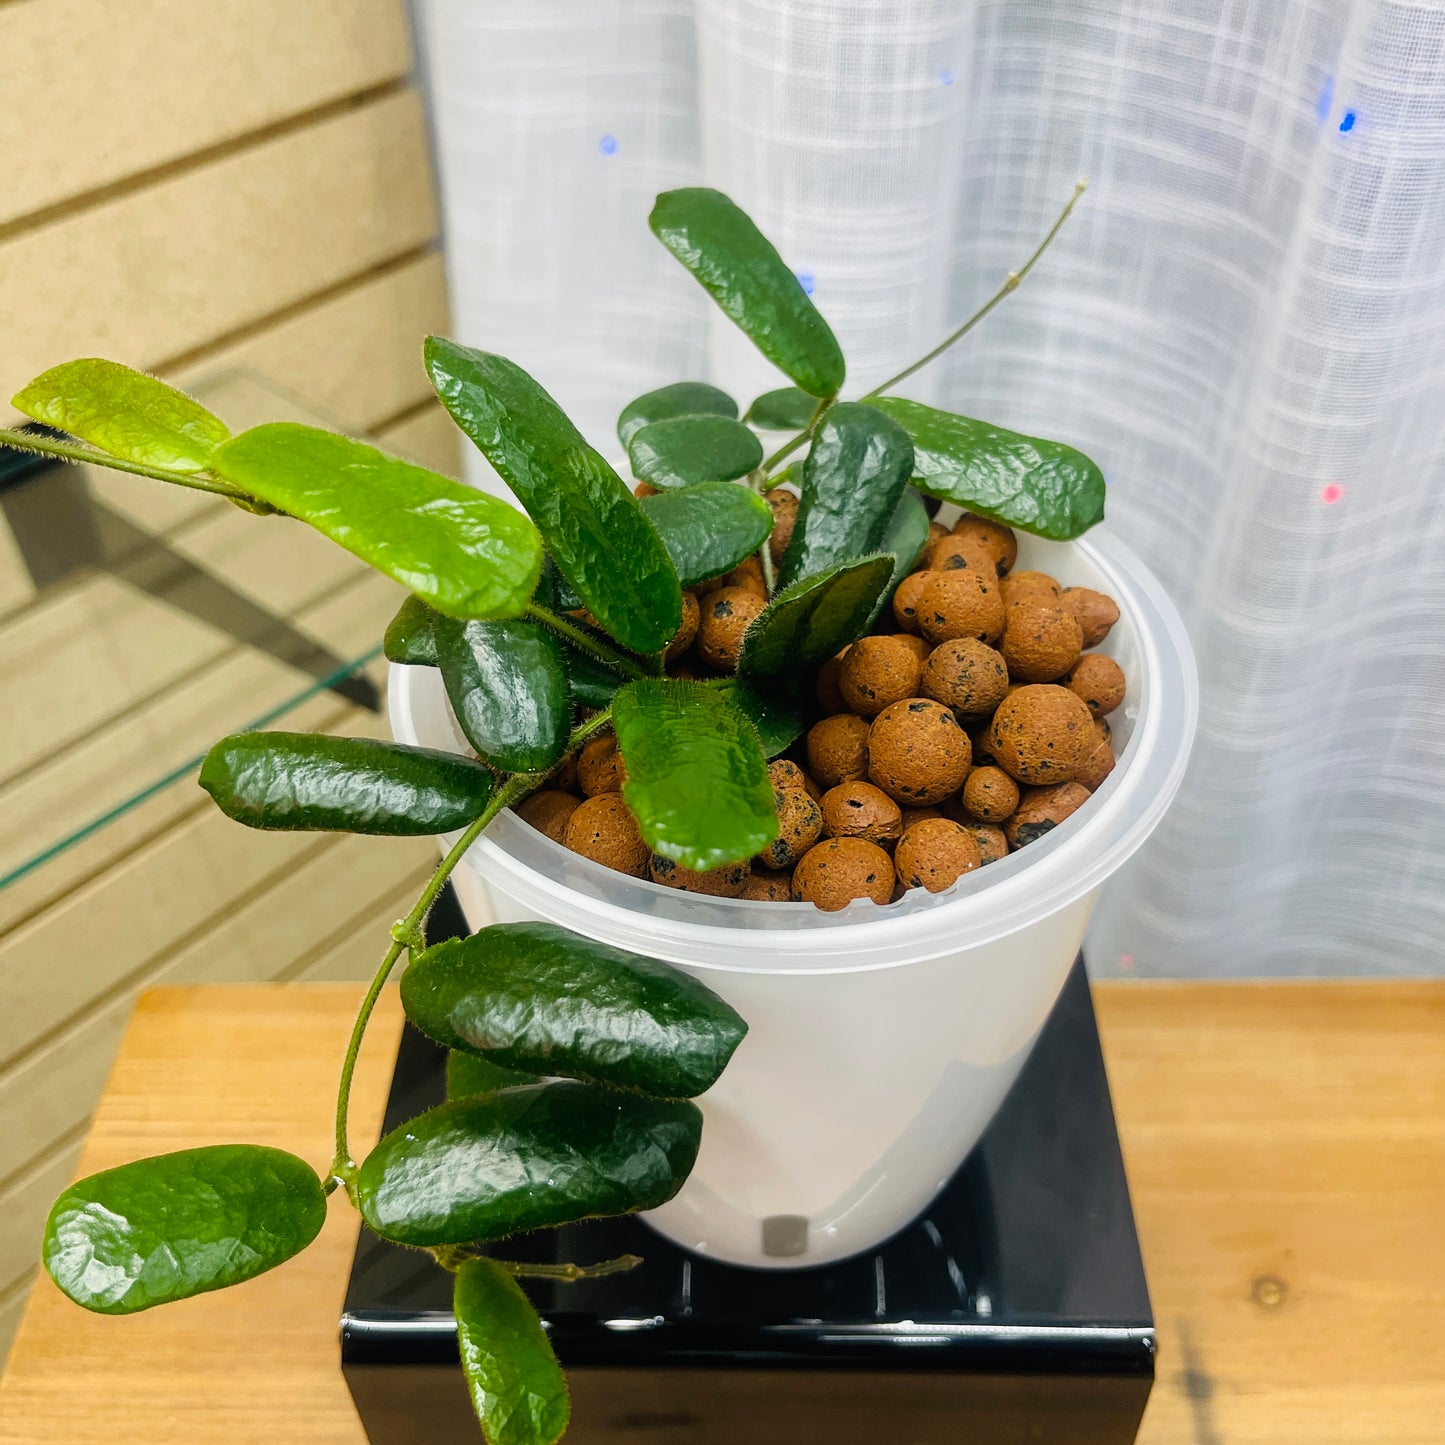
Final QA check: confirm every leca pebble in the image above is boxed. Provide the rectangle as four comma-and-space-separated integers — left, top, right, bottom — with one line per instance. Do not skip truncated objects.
792, 837, 895, 911
867, 698, 972, 805
894, 818, 982, 893
821, 781, 903, 846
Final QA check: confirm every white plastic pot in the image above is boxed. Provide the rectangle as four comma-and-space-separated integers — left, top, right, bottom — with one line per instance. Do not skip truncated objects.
390, 526, 1196, 1269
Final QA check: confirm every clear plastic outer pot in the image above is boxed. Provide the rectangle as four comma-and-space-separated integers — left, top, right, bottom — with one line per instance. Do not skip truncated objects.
390, 526, 1197, 1269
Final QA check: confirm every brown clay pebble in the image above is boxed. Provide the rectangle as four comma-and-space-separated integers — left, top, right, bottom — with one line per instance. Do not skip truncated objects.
724, 555, 768, 598
949, 514, 1017, 575
1075, 731, 1117, 791
739, 870, 795, 902
806, 713, 871, 788
649, 854, 751, 896
921, 637, 1010, 716
1066, 652, 1126, 716
757, 787, 825, 869
766, 489, 798, 564
563, 793, 649, 877
666, 591, 701, 662
926, 520, 949, 550
914, 569, 1005, 646
577, 734, 626, 796
552, 751, 579, 793
815, 648, 849, 713
965, 823, 1009, 866
999, 601, 1083, 683
633, 481, 661, 499
792, 837, 895, 911
1004, 783, 1092, 849
962, 766, 1020, 823
890, 571, 931, 633
890, 634, 931, 664
894, 818, 982, 894
839, 636, 923, 717
900, 805, 944, 830
695, 585, 765, 670
1061, 586, 1120, 647
820, 782, 903, 847
927, 533, 997, 575
516, 790, 581, 844
768, 759, 808, 790
986, 684, 1095, 785
867, 698, 972, 805
999, 570, 1061, 608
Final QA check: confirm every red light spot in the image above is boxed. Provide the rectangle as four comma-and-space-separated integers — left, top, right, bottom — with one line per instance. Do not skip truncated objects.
1119, 953, 1136, 972
1320, 483, 1344, 504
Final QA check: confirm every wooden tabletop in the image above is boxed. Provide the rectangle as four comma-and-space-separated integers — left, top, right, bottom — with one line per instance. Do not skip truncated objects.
1, 980, 1441, 1443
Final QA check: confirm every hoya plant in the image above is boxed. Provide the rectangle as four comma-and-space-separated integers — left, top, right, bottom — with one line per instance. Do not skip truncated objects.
0, 182, 1098, 1444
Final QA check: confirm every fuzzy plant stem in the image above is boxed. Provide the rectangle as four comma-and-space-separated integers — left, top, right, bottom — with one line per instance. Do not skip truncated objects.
0, 426, 254, 501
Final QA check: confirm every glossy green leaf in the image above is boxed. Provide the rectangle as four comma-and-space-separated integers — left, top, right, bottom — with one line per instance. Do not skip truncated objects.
447, 1049, 538, 1099
455, 1257, 570, 1445
561, 645, 625, 710
425, 338, 681, 654
781, 402, 913, 587
612, 679, 777, 870
384, 595, 438, 666
639, 481, 773, 588
535, 555, 581, 614
12, 358, 230, 475
432, 616, 571, 774
403, 922, 747, 1099
738, 554, 894, 677
726, 678, 807, 757
649, 189, 845, 398
357, 1083, 701, 1246
865, 486, 932, 627
199, 731, 493, 834
43, 1145, 325, 1315
617, 381, 737, 447
627, 415, 763, 491
214, 424, 542, 620
745, 386, 817, 431
868, 396, 1106, 540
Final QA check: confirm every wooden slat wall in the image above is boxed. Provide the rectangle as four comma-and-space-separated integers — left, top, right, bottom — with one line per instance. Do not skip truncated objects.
0, 0, 456, 1361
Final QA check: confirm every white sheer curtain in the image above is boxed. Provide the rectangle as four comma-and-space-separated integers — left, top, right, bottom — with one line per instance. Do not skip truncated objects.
414, 0, 1445, 978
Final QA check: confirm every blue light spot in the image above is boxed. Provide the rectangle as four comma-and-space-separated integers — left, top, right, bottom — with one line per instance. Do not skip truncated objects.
599, 134, 618, 155
1339, 109, 1356, 133
797, 270, 815, 295
1316, 74, 1334, 123
940, 68, 954, 86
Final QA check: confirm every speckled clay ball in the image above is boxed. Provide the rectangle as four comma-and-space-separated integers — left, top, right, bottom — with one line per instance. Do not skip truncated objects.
577, 734, 627, 796
890, 571, 931, 633
815, 648, 849, 713
999, 601, 1084, 683
552, 751, 579, 793
757, 786, 825, 869
926, 520, 949, 550
950, 514, 1017, 576
649, 853, 751, 895
999, 570, 1061, 608
921, 638, 1010, 717
913, 569, 1006, 646
564, 793, 649, 876
666, 591, 700, 662
927, 534, 996, 575
821, 781, 903, 846
516, 789, 581, 844
890, 634, 931, 664
839, 636, 923, 717
1061, 586, 1120, 648
1004, 783, 1092, 849
806, 713, 871, 788
893, 818, 982, 893
768, 759, 808, 791
695, 585, 765, 670
964, 822, 1009, 866
899, 805, 944, 830
1074, 727, 1116, 791
867, 698, 972, 805
739, 870, 794, 902
766, 489, 798, 564
986, 684, 1095, 785
962, 765, 1021, 823
792, 837, 895, 911
698, 555, 766, 601
1065, 653, 1126, 717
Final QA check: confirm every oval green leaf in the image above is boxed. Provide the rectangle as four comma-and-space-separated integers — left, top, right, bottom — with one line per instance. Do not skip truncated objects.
868, 396, 1106, 540
43, 1144, 325, 1315
865, 486, 932, 628
726, 678, 807, 757
357, 1083, 701, 1246
403, 921, 747, 1099
617, 381, 737, 447
384, 595, 438, 666
780, 402, 914, 587
455, 1257, 570, 1445
639, 481, 773, 588
425, 338, 681, 654
432, 615, 571, 774
214, 423, 542, 620
627, 415, 763, 491
738, 554, 895, 677
745, 386, 816, 431
612, 678, 777, 870
560, 645, 625, 710
447, 1049, 538, 1099
199, 731, 493, 834
12, 358, 230, 475
649, 189, 846, 398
